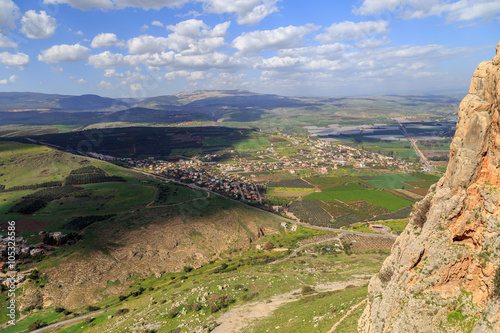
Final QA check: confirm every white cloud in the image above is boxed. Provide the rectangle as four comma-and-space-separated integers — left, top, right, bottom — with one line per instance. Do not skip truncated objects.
69, 76, 87, 84
232, 24, 319, 54
51, 66, 64, 72
0, 74, 18, 84
354, 0, 500, 22
43, 0, 188, 10
88, 51, 148, 68
0, 34, 17, 48
38, 44, 90, 63
43, 0, 279, 25
203, 0, 279, 25
130, 82, 144, 91
315, 21, 389, 44
173, 52, 230, 70
164, 70, 189, 80
97, 80, 113, 89
0, 0, 20, 32
355, 36, 391, 49
20, 10, 57, 39
75, 30, 84, 35
127, 35, 169, 54
152, 21, 164, 27
91, 33, 124, 48
127, 19, 230, 55
0, 52, 30, 67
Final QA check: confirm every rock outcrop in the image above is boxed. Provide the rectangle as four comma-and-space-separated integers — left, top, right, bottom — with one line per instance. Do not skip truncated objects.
359, 41, 500, 332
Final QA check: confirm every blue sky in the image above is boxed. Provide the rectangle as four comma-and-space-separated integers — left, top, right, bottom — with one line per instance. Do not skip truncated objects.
0, 0, 499, 98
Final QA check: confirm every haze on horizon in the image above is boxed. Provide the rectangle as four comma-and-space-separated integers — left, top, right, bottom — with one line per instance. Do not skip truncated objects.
0, 0, 499, 99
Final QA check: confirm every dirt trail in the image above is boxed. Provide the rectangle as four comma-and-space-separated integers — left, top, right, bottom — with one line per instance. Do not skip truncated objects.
327, 298, 367, 333
213, 280, 369, 333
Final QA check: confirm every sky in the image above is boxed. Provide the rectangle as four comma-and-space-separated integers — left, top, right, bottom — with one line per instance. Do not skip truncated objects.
0, 0, 499, 98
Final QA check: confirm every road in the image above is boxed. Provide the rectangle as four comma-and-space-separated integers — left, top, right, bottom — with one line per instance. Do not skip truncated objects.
30, 310, 107, 333
398, 121, 436, 173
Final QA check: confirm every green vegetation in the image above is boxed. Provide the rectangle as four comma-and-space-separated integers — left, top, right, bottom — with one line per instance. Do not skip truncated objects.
288, 200, 332, 227
304, 188, 412, 211
366, 174, 421, 189
268, 179, 314, 188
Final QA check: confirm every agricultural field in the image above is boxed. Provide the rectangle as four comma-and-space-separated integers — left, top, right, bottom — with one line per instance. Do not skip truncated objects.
303, 188, 412, 211
278, 170, 440, 229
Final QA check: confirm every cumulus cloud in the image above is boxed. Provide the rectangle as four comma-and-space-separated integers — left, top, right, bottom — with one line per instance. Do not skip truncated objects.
0, 74, 18, 84
232, 24, 319, 54
203, 0, 279, 25
152, 21, 164, 27
354, 0, 500, 22
91, 33, 124, 48
0, 52, 30, 67
0, 0, 20, 32
88, 51, 148, 68
0, 34, 17, 48
127, 19, 230, 55
38, 44, 90, 63
21, 10, 57, 39
315, 20, 389, 44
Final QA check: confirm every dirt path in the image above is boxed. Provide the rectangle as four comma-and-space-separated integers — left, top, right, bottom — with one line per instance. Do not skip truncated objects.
212, 280, 368, 333
327, 298, 367, 333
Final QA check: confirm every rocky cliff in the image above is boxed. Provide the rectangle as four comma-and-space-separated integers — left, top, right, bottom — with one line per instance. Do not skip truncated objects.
359, 41, 500, 332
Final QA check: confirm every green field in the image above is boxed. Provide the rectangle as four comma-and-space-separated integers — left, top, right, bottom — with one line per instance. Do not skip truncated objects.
303, 189, 412, 211
366, 174, 422, 189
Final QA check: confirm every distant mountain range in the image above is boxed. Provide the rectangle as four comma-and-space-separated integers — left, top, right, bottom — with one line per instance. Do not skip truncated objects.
0, 90, 315, 112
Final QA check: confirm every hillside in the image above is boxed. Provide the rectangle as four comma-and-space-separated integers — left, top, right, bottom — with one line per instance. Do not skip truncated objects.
0, 141, 285, 309
359, 41, 500, 332
0, 140, 400, 332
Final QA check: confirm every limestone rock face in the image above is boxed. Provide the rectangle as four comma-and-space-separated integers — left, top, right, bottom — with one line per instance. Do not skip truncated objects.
359, 41, 500, 332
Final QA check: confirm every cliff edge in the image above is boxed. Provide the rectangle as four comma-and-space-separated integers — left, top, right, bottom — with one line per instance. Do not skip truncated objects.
359, 41, 500, 332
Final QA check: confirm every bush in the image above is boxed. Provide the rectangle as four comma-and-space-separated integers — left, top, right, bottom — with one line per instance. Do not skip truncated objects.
55, 306, 66, 313
183, 266, 194, 273
119, 295, 127, 301
301, 285, 314, 294
28, 319, 47, 331
187, 303, 201, 311
167, 306, 179, 318
87, 305, 100, 312
209, 303, 220, 313
116, 308, 129, 316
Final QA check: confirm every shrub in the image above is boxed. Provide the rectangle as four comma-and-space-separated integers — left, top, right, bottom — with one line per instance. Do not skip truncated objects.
87, 305, 100, 312
183, 266, 194, 273
209, 303, 220, 313
116, 308, 129, 316
301, 285, 314, 294
119, 295, 127, 301
167, 306, 179, 318
187, 303, 201, 311
28, 319, 47, 331
55, 306, 66, 313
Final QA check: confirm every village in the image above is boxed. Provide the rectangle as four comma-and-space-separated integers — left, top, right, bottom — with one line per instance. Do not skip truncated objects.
86, 133, 415, 204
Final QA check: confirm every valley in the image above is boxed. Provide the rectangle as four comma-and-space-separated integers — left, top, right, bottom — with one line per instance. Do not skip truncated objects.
0, 91, 454, 332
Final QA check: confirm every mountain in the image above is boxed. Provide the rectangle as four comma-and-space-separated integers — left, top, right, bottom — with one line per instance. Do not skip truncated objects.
133, 90, 318, 110
359, 41, 500, 332
0, 92, 129, 111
